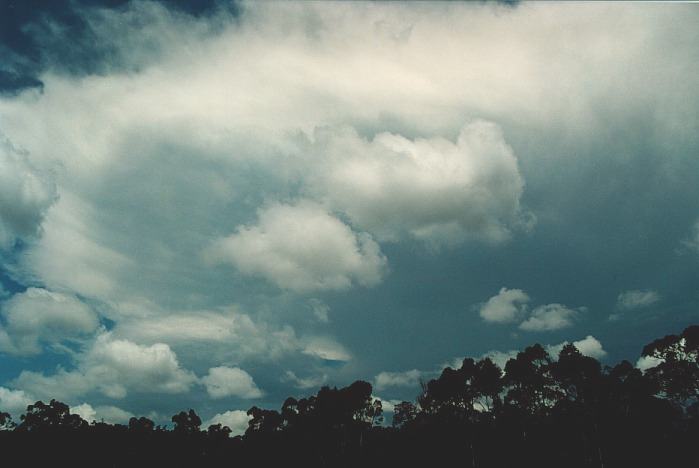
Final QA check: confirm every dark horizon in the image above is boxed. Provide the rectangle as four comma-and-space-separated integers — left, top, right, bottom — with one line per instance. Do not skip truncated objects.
1, 324, 698, 467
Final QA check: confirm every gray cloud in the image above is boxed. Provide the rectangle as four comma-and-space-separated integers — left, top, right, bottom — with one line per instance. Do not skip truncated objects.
282, 371, 328, 390
0, 135, 57, 249
374, 369, 422, 391
682, 220, 699, 255
308, 298, 330, 323
616, 289, 661, 311
0, 288, 99, 356
519, 303, 579, 332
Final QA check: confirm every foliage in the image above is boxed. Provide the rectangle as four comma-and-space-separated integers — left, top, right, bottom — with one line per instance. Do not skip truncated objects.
0, 325, 697, 467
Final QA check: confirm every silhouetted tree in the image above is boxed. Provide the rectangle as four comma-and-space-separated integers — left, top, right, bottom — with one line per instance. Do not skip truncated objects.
472, 357, 504, 413
172, 409, 201, 435
246, 407, 283, 435
503, 344, 561, 416
18, 399, 87, 431
206, 423, 231, 439
551, 343, 602, 405
0, 411, 14, 430
642, 325, 699, 410
128, 416, 155, 433
419, 360, 477, 421
392, 401, 417, 428
0, 327, 696, 468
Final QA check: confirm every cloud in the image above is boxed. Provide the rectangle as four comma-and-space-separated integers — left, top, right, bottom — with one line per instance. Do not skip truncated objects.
110, 302, 345, 371
70, 402, 134, 424
478, 350, 519, 370
202, 366, 262, 399
309, 298, 330, 323
636, 355, 663, 372
616, 289, 660, 310
374, 369, 422, 391
445, 335, 606, 378
438, 352, 517, 380
0, 134, 57, 249
19, 192, 134, 299
301, 336, 352, 362
93, 405, 134, 424
204, 409, 250, 436
479, 287, 529, 323
478, 289, 581, 332
0, 387, 33, 416
682, 219, 699, 254
569, 335, 607, 359
519, 303, 578, 332
206, 201, 387, 292
0, 0, 239, 98
546, 335, 607, 360
110, 303, 300, 363
371, 395, 403, 414
11, 332, 197, 401
0, 288, 99, 355
282, 371, 328, 390
69, 403, 96, 422
305, 122, 529, 246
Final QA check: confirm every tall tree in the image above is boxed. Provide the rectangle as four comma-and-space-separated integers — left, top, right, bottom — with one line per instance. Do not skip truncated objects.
0, 411, 14, 430
18, 400, 87, 431
503, 344, 561, 417
642, 325, 699, 410
171, 409, 202, 435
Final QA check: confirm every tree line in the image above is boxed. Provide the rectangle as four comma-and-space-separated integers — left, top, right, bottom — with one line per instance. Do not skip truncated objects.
0, 325, 697, 467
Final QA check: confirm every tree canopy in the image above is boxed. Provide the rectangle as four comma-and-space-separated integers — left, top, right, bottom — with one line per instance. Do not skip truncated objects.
0, 325, 697, 468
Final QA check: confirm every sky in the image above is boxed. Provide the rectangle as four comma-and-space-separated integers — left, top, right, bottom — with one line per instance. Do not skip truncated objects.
0, 0, 698, 433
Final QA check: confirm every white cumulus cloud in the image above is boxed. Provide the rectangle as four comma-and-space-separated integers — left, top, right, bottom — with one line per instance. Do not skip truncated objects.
70, 403, 134, 424
636, 355, 663, 372
204, 409, 251, 436
479, 287, 530, 323
206, 201, 387, 292
547, 335, 607, 360
305, 122, 529, 246
519, 303, 578, 332
11, 332, 197, 401
0, 387, 33, 417
202, 366, 263, 399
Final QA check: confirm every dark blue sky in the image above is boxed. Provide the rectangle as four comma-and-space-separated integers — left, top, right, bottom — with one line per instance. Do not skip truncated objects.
0, 0, 697, 431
